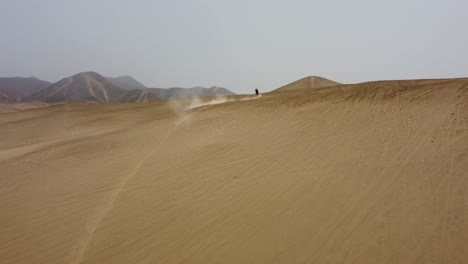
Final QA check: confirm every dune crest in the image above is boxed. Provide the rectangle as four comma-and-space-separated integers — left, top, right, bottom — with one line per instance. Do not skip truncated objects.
275, 76, 341, 91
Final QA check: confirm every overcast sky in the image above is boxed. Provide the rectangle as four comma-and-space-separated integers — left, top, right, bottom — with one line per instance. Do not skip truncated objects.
1, 0, 467, 93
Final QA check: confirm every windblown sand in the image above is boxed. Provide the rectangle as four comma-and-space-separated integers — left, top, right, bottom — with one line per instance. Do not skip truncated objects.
1, 79, 467, 264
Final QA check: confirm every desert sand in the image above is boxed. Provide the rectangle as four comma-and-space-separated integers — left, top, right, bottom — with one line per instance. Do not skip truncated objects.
0, 79, 467, 264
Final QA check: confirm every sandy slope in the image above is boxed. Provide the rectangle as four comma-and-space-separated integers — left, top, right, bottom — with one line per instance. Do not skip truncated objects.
0, 79, 467, 264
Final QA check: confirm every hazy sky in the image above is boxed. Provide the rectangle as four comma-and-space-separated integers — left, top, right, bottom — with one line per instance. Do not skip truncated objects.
1, 0, 467, 93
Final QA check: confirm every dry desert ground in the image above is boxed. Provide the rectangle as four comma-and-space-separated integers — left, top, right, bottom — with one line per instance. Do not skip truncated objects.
0, 79, 467, 264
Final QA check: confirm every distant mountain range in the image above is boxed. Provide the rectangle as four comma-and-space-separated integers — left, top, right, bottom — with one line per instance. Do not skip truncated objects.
23, 72, 148, 103
106, 75, 235, 100
0, 77, 51, 101
0, 72, 236, 103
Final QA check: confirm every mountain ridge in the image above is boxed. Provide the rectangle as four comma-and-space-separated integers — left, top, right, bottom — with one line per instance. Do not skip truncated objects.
24, 72, 159, 103
0, 77, 51, 102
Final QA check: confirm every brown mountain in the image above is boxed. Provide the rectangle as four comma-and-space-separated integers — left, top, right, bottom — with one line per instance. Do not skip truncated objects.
0, 77, 51, 102
275, 76, 341, 91
24, 72, 158, 103
106, 76, 148, 91
107, 76, 236, 100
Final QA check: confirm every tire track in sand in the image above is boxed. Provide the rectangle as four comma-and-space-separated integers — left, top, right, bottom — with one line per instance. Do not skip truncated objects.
71, 96, 257, 263
70, 114, 190, 264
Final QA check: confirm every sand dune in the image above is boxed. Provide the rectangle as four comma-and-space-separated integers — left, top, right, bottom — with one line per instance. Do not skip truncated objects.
275, 76, 340, 91
0, 78, 467, 264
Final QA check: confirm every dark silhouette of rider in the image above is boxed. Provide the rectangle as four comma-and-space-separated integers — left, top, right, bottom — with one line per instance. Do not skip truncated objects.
255, 88, 259, 96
